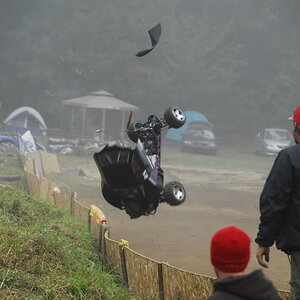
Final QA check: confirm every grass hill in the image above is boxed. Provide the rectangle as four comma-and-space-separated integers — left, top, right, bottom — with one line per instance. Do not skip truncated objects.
0, 184, 136, 300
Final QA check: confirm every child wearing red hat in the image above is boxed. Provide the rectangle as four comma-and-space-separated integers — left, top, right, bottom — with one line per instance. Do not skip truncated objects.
207, 226, 281, 300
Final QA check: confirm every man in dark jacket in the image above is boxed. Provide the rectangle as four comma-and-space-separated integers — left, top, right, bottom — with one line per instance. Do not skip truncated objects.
256, 105, 300, 300
208, 226, 281, 300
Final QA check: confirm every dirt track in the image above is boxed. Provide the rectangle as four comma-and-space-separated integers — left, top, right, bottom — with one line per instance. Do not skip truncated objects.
68, 163, 290, 290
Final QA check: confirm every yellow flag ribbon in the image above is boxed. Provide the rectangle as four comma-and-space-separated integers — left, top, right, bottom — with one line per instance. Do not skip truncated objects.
118, 239, 129, 248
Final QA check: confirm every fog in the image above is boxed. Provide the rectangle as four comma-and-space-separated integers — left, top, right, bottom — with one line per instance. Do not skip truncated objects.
2, 1, 298, 290
1, 0, 300, 144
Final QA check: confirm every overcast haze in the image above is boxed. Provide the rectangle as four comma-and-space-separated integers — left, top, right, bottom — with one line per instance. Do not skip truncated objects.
1, 0, 300, 144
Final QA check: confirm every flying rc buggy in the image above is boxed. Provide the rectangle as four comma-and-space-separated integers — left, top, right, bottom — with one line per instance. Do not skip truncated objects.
93, 107, 187, 219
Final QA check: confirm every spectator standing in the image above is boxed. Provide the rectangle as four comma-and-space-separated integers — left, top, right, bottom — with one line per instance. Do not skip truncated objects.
256, 105, 300, 300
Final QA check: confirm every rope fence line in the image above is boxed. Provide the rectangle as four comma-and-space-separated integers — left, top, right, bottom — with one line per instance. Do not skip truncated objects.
21, 151, 290, 300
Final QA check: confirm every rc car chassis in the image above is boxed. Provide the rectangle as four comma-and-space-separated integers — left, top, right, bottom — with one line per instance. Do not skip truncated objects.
94, 107, 187, 219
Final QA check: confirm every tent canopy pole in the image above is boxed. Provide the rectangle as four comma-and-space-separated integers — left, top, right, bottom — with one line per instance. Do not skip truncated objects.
102, 109, 106, 138
121, 111, 125, 139
81, 107, 86, 136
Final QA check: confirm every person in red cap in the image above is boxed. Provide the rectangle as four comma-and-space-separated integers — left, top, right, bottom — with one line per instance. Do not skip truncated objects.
256, 105, 300, 300
208, 226, 281, 300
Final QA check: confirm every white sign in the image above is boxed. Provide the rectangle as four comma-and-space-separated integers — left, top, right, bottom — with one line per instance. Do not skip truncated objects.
19, 130, 37, 156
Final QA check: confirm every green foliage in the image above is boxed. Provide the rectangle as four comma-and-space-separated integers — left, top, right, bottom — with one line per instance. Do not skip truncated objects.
0, 185, 136, 299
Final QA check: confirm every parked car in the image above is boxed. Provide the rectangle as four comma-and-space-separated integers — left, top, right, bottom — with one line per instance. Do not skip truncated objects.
255, 128, 293, 155
180, 121, 217, 155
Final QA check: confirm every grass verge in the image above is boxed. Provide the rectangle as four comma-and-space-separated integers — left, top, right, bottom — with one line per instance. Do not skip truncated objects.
0, 184, 136, 300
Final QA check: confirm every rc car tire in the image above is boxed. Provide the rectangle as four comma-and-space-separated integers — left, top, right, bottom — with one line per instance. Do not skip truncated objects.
164, 107, 186, 129
127, 121, 143, 143
162, 181, 186, 206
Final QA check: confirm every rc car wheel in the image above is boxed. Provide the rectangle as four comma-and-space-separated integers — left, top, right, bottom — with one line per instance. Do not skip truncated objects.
161, 181, 186, 206
164, 107, 186, 129
127, 121, 143, 143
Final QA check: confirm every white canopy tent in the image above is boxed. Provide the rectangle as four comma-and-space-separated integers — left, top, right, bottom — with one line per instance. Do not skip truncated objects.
62, 90, 140, 139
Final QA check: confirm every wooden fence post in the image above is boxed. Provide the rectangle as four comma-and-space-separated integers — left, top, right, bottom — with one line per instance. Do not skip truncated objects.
70, 192, 76, 215
101, 225, 108, 261
119, 245, 128, 286
158, 263, 165, 300
95, 224, 102, 251
87, 209, 91, 232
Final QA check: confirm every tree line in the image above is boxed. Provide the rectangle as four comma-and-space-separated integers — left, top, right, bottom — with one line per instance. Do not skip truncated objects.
1, 0, 300, 142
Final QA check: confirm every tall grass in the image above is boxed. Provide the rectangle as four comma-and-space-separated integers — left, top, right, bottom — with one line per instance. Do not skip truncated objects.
0, 184, 136, 300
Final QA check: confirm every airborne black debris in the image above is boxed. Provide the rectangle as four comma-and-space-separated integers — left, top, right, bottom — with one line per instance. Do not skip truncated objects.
135, 23, 161, 57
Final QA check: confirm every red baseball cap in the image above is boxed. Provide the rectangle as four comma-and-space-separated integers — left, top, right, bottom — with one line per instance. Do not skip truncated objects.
289, 105, 300, 124
210, 226, 251, 273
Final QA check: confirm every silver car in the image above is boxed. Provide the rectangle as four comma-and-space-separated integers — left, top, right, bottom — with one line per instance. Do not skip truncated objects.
255, 128, 293, 155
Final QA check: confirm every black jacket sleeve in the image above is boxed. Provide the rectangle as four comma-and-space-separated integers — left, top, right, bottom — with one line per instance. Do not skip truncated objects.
255, 150, 293, 247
